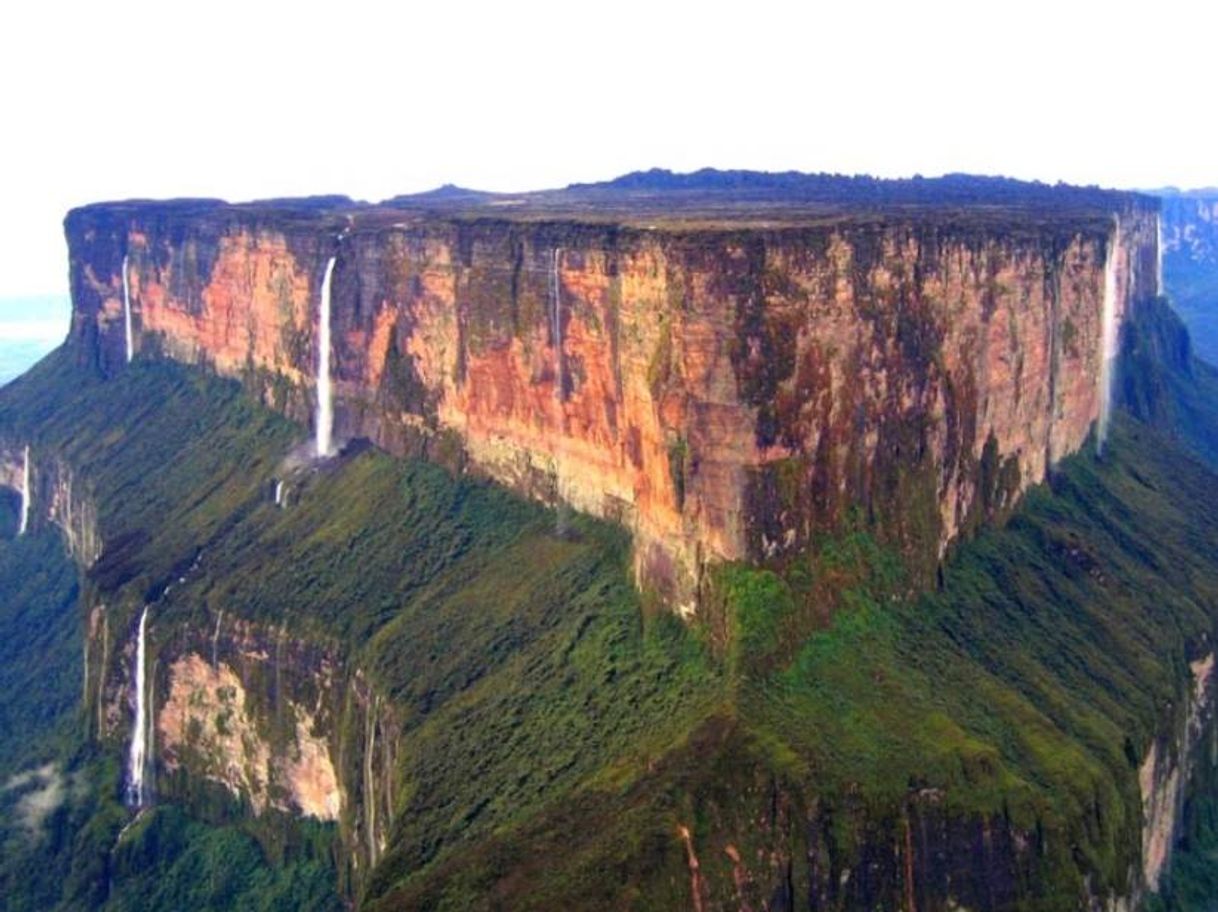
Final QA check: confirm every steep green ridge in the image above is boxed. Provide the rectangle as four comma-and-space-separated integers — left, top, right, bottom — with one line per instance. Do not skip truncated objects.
0, 354, 346, 911
0, 350, 719, 910
1118, 297, 1218, 912
0, 527, 81, 911
0, 349, 299, 596
3, 291, 1218, 908
0, 501, 335, 912
365, 412, 1218, 910
362, 301, 1218, 910
0, 528, 80, 773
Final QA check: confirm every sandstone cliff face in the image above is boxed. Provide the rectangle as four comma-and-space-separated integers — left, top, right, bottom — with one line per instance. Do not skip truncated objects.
1139, 651, 1217, 893
0, 441, 101, 563
64, 198, 1160, 605
85, 602, 399, 887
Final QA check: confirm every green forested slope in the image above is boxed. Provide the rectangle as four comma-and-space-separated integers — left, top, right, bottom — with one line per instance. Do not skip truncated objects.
0, 352, 718, 910
2, 297, 1218, 910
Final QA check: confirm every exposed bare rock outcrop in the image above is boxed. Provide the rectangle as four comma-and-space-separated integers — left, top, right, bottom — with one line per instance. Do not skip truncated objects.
63, 187, 1161, 606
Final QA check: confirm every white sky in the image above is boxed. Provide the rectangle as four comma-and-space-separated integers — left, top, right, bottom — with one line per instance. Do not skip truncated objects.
0, 0, 1212, 297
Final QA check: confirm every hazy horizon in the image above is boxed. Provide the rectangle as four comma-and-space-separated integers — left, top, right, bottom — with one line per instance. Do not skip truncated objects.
0, 296, 70, 385
64, 167, 1218, 208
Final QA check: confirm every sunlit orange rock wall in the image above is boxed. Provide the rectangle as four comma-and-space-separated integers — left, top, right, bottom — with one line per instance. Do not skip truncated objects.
65, 202, 1160, 605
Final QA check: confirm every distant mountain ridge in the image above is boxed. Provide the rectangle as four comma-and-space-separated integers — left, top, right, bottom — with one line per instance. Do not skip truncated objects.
74, 169, 1158, 220
382, 167, 1154, 216
1157, 191, 1218, 364
565, 167, 1150, 208
1148, 186, 1218, 199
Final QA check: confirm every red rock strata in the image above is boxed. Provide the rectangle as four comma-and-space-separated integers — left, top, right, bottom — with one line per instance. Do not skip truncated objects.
64, 196, 1160, 607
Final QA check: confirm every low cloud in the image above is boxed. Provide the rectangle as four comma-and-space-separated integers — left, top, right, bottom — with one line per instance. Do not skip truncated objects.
3, 763, 67, 839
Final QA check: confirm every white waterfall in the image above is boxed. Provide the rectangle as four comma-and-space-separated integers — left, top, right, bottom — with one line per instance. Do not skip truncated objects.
146, 662, 155, 801
549, 248, 571, 538
122, 254, 133, 363
315, 256, 337, 458
17, 445, 30, 536
211, 610, 223, 668
1098, 220, 1121, 454
551, 248, 562, 399
1157, 213, 1165, 296
274, 480, 284, 506
126, 606, 151, 807
365, 696, 379, 865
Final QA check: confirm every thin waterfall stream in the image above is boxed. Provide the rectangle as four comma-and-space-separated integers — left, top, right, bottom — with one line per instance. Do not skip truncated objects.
315, 255, 337, 458
125, 606, 151, 807
1098, 219, 1121, 453
122, 254, 133, 363
17, 445, 30, 536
